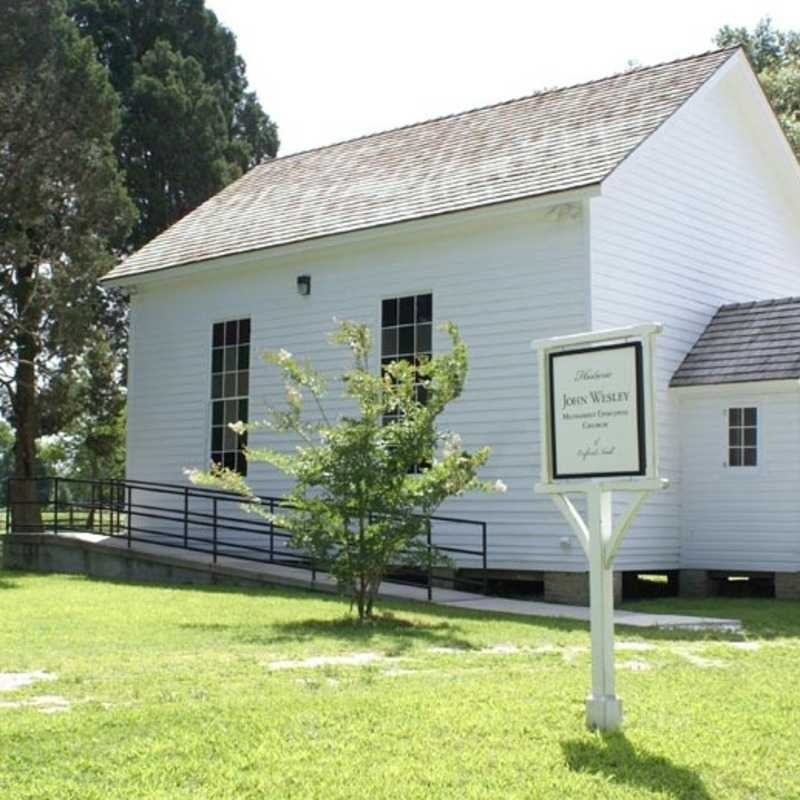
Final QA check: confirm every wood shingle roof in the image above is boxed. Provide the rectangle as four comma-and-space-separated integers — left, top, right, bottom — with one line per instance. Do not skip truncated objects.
671, 297, 800, 387
105, 47, 738, 282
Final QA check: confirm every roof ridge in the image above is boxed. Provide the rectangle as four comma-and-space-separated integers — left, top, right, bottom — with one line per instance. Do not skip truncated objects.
259, 46, 742, 166
718, 295, 800, 311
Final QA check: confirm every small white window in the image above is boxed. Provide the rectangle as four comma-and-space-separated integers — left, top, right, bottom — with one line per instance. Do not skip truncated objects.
728, 407, 757, 467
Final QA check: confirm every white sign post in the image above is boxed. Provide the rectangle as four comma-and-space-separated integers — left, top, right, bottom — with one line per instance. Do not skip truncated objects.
532, 324, 668, 731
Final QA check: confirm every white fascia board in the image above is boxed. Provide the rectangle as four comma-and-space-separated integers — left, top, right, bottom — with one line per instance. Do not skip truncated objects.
608, 48, 800, 217
104, 184, 602, 291
729, 52, 800, 217
671, 378, 800, 397
602, 49, 741, 187
531, 322, 663, 352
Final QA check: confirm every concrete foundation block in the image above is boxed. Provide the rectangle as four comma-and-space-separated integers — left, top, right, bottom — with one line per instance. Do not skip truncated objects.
39, 543, 88, 575
170, 565, 214, 586
775, 572, 800, 600
431, 568, 456, 589
89, 551, 131, 581
544, 571, 621, 607
2, 539, 34, 570
679, 569, 716, 598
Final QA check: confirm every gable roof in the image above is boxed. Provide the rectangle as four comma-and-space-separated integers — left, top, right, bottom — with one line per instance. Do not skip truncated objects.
671, 297, 800, 387
104, 47, 739, 283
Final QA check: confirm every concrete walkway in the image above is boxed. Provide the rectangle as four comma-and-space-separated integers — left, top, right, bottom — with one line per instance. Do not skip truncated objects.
14, 531, 740, 631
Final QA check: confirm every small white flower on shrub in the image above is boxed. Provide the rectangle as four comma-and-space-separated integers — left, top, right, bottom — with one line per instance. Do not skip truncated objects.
285, 385, 303, 408
443, 433, 462, 458
492, 479, 508, 494
228, 420, 247, 435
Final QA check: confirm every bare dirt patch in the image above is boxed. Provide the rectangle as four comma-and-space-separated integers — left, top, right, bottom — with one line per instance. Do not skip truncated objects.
479, 644, 521, 655
0, 671, 57, 692
618, 659, 652, 671
0, 695, 71, 714
675, 651, 729, 669
616, 642, 655, 652
267, 652, 394, 670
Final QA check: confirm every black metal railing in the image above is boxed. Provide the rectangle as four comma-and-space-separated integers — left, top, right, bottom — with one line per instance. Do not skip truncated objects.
4, 476, 489, 597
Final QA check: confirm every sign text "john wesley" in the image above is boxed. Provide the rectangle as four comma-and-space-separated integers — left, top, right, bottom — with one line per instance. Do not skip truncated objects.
548, 343, 645, 479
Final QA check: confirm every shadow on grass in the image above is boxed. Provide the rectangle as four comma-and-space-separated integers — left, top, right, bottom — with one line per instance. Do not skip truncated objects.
562, 733, 711, 799
180, 614, 479, 653
42, 571, 800, 642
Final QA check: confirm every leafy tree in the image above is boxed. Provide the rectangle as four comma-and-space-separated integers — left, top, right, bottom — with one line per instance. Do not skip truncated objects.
69, 0, 280, 251
0, 420, 13, 507
69, 333, 127, 486
0, 422, 70, 509
192, 321, 504, 621
64, 1, 280, 487
716, 18, 800, 154
0, 1, 134, 529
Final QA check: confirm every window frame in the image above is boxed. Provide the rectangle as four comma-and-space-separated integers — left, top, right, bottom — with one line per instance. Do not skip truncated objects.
379, 292, 434, 473
724, 404, 760, 471
207, 316, 252, 475
379, 291, 434, 421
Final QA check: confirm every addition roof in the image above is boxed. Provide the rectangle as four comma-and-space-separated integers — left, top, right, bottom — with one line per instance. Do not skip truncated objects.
104, 47, 739, 283
671, 297, 800, 387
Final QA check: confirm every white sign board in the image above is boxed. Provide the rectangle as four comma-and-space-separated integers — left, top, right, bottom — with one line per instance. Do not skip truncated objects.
533, 325, 666, 732
549, 343, 645, 479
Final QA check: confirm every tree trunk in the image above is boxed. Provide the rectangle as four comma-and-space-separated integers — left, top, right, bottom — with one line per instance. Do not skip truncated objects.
365, 573, 382, 619
9, 263, 42, 532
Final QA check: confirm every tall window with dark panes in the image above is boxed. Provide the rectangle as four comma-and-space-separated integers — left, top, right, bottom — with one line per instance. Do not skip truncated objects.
728, 407, 757, 467
210, 319, 250, 474
381, 294, 433, 422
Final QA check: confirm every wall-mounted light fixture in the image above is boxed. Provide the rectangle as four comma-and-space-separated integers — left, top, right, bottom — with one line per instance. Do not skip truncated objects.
297, 274, 311, 296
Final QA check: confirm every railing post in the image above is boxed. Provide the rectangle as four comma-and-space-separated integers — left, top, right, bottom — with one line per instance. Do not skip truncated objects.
269, 498, 274, 562
126, 485, 132, 548
117, 481, 123, 535
482, 522, 488, 596
183, 487, 189, 548
114, 481, 119, 535
53, 477, 59, 536
212, 498, 218, 564
427, 518, 432, 601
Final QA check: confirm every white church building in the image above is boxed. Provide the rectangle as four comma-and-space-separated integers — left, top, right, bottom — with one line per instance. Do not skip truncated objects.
104, 47, 800, 602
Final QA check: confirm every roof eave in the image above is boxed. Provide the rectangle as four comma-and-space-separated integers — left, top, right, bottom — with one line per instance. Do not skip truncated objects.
670, 377, 800, 394
102, 183, 602, 289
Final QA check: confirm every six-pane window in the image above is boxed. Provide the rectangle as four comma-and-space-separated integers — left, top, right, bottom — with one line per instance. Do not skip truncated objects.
728, 407, 757, 467
210, 319, 250, 474
381, 293, 433, 422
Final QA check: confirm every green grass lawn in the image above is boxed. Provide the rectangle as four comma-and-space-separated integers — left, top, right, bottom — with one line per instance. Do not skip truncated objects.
0, 572, 798, 799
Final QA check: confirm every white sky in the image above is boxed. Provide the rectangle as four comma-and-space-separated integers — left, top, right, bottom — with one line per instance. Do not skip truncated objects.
207, 1, 800, 156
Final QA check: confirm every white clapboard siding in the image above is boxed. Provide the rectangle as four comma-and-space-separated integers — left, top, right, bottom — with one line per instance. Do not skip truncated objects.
678, 386, 800, 571
589, 54, 800, 570
126, 52, 800, 575
127, 202, 594, 570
